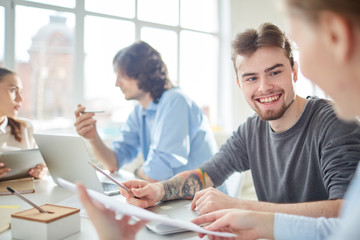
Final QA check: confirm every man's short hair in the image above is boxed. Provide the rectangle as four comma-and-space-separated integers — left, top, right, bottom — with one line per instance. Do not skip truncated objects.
113, 41, 171, 103
231, 23, 294, 75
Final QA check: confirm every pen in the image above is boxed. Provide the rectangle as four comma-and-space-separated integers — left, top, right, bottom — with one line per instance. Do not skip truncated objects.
88, 162, 140, 199
6, 186, 49, 213
83, 110, 105, 113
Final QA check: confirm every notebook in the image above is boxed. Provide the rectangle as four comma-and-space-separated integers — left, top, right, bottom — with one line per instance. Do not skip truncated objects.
33, 134, 123, 196
0, 149, 45, 181
145, 199, 199, 234
0, 177, 35, 195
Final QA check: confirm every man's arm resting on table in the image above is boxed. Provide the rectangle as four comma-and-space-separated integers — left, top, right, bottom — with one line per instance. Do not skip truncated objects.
242, 199, 343, 218
160, 168, 214, 201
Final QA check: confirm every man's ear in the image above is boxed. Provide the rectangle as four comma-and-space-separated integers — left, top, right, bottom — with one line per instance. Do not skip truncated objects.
319, 11, 355, 62
292, 62, 299, 83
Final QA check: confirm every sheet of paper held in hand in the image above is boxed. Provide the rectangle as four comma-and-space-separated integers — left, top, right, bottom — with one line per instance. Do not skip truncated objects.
57, 178, 236, 238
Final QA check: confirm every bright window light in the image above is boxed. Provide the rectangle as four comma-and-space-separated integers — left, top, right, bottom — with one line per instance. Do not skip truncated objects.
180, 30, 219, 124
138, 0, 179, 26
180, 0, 218, 33
23, 0, 75, 8
15, 6, 75, 125
0, 7, 3, 64
84, 16, 135, 123
141, 27, 178, 84
85, 0, 135, 18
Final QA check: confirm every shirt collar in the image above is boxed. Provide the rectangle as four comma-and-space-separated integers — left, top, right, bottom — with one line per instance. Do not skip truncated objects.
0, 116, 8, 134
141, 100, 158, 115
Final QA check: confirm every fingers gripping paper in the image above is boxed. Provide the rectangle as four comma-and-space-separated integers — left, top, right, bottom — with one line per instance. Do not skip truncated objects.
57, 178, 236, 238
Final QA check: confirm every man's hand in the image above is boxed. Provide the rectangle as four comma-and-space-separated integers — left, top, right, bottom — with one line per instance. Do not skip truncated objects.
191, 187, 246, 214
28, 163, 48, 179
77, 183, 147, 240
120, 180, 164, 208
0, 162, 11, 178
192, 209, 275, 240
74, 104, 98, 140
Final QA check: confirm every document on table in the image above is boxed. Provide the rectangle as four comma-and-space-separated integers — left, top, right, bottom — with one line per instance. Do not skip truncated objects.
58, 178, 237, 238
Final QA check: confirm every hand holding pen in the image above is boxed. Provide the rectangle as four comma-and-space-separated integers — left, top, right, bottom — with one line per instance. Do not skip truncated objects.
88, 162, 140, 199
74, 104, 100, 140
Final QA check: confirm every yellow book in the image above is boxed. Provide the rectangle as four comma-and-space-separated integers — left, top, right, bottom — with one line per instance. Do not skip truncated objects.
0, 177, 35, 195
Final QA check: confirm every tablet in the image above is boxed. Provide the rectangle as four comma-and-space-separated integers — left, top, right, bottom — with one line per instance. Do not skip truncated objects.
0, 149, 45, 181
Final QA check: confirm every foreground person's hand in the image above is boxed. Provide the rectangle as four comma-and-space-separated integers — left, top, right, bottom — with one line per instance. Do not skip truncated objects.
192, 209, 275, 240
77, 183, 147, 240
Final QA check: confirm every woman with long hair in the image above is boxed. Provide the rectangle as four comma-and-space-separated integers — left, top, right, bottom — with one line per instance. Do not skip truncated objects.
0, 67, 47, 179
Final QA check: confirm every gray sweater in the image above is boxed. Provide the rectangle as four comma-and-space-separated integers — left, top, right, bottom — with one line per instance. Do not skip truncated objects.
202, 97, 360, 203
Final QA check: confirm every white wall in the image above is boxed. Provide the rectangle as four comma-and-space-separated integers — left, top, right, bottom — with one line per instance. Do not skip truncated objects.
224, 0, 286, 131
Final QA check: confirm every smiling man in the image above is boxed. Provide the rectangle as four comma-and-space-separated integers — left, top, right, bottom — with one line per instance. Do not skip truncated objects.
119, 23, 360, 219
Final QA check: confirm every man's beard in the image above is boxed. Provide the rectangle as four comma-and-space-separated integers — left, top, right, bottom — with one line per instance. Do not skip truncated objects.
254, 98, 295, 121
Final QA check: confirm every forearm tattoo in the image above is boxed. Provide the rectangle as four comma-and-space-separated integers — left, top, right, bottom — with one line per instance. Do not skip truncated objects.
161, 170, 204, 201
182, 173, 202, 198
161, 178, 182, 201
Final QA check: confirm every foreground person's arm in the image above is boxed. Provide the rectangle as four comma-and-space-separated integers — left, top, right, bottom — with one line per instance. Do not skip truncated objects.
77, 183, 147, 240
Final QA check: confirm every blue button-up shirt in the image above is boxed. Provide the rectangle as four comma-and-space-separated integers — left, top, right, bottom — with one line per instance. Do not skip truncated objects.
112, 88, 218, 181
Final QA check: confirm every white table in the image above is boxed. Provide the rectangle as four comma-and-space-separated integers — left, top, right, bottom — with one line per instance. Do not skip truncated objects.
0, 176, 202, 240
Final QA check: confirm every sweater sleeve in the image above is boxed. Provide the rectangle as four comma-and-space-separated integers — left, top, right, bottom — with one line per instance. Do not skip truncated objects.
201, 121, 250, 187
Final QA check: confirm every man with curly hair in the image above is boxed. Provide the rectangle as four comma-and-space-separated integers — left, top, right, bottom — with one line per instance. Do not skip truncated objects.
74, 41, 217, 183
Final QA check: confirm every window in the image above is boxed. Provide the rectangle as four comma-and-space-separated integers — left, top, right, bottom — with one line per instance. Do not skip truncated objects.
140, 27, 178, 84
23, 0, 75, 8
1, 0, 222, 134
84, 16, 135, 125
85, 0, 135, 18
15, 6, 75, 121
138, 0, 178, 26
0, 6, 3, 65
180, 0, 218, 33
180, 31, 219, 123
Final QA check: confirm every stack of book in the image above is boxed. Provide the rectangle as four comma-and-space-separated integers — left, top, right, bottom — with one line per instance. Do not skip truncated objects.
0, 177, 35, 195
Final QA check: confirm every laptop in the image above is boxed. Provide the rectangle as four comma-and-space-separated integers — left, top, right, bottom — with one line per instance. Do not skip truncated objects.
33, 133, 123, 196
145, 199, 199, 234
0, 149, 45, 181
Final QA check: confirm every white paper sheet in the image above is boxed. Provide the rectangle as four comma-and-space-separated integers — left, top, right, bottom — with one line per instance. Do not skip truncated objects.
58, 178, 237, 238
